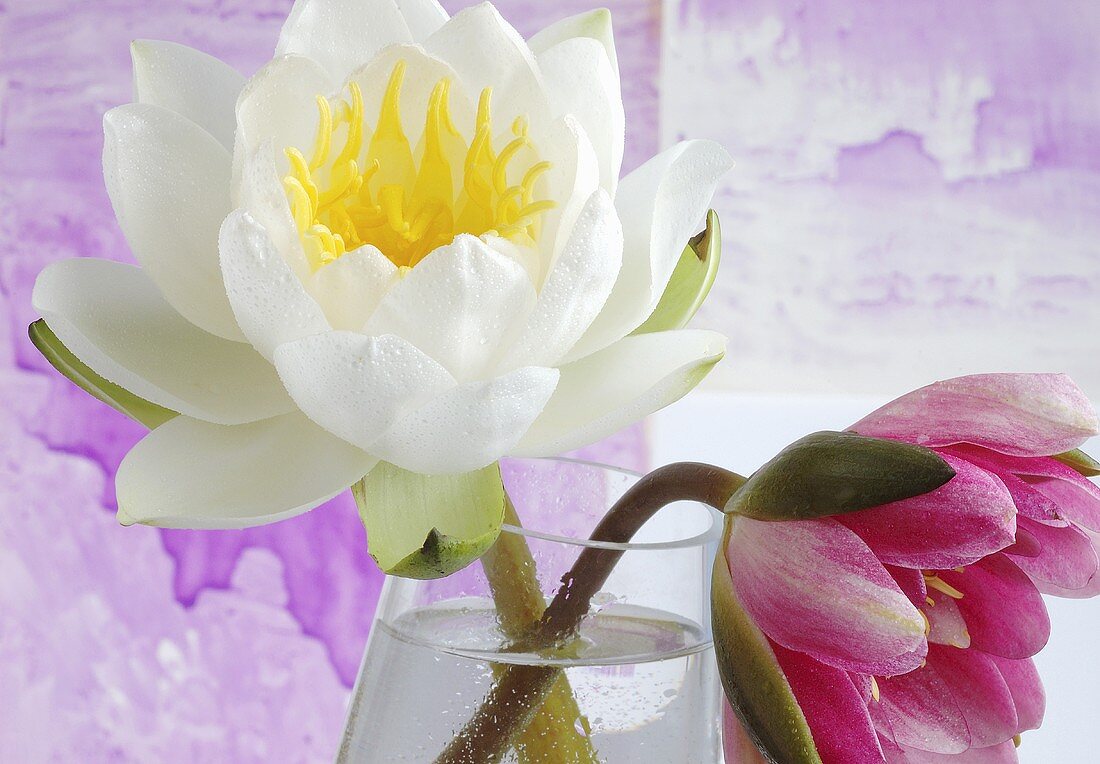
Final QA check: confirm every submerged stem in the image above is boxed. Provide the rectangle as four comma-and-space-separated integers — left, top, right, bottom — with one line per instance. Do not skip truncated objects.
434, 462, 746, 763
479, 497, 599, 763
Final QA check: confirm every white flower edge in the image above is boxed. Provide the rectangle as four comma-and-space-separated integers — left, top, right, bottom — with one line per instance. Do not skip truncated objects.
33, 0, 735, 536
116, 411, 377, 529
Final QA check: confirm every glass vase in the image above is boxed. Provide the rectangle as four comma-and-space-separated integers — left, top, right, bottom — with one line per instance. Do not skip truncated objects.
337, 458, 724, 763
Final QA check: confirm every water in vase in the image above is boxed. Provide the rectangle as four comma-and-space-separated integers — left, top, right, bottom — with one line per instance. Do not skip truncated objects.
339, 600, 722, 763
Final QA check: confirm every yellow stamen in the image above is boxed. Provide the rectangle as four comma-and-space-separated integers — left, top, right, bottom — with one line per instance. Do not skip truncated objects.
281, 60, 555, 270
334, 82, 364, 167
493, 134, 529, 194
285, 147, 318, 211
410, 79, 455, 211
309, 95, 332, 169
283, 177, 314, 232
475, 89, 495, 159
522, 161, 552, 203
367, 61, 416, 191
380, 185, 409, 234
869, 676, 880, 703
924, 574, 965, 600
439, 79, 462, 137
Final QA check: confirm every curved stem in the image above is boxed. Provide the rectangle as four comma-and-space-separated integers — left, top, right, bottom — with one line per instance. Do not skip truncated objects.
480, 495, 599, 762
434, 462, 746, 764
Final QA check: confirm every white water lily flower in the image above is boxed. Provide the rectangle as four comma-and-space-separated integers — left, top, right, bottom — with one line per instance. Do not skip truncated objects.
32, 0, 731, 533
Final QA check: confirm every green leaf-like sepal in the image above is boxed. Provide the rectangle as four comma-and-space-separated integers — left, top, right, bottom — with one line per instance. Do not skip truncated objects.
1054, 448, 1100, 477
726, 431, 955, 521
634, 210, 722, 334
29, 319, 177, 429
712, 520, 822, 764
353, 461, 506, 579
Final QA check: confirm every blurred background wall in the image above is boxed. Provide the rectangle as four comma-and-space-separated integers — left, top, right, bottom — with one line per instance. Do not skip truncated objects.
1, 0, 1098, 760
665, 0, 1100, 401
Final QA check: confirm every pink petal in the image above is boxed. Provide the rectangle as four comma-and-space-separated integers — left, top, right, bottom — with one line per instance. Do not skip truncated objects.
874, 662, 970, 754
722, 702, 769, 764
949, 446, 1100, 530
939, 447, 1067, 527
989, 655, 1045, 733
996, 472, 1068, 527
771, 643, 886, 763
879, 739, 906, 763
1032, 535, 1100, 598
852, 373, 1097, 457
727, 517, 927, 675
839, 455, 1016, 569
925, 591, 971, 649
887, 565, 928, 609
886, 741, 1019, 763
926, 645, 1018, 749
850, 671, 877, 704
1036, 577, 1100, 597
1009, 517, 1099, 591
948, 448, 1088, 482
1029, 474, 1100, 532
936, 556, 1050, 660
1003, 524, 1041, 558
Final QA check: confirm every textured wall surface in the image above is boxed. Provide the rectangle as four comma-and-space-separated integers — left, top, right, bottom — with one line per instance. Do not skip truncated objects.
665, 0, 1100, 401
0, 1, 653, 759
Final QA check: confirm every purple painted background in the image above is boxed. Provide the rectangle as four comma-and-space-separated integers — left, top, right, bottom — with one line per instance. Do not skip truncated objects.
0, 1, 653, 759
665, 0, 1100, 401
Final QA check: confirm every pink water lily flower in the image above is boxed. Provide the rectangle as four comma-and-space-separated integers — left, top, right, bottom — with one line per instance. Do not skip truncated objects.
853, 373, 1100, 602
722, 373, 1099, 763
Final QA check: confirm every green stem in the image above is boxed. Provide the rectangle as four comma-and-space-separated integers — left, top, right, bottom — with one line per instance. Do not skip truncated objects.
434, 462, 746, 763
478, 496, 599, 763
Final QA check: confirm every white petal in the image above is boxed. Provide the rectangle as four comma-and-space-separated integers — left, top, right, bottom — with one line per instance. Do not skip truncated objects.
116, 412, 376, 529
273, 331, 455, 451
219, 210, 331, 360
346, 44, 476, 146
566, 140, 733, 360
307, 246, 400, 331
276, 0, 413, 82
527, 8, 619, 76
238, 141, 311, 279
363, 235, 537, 381
515, 329, 726, 456
537, 116, 601, 280
425, 2, 551, 131
483, 235, 541, 286
396, 0, 448, 40
131, 40, 244, 150
372, 366, 560, 474
103, 103, 243, 342
538, 37, 624, 193
234, 54, 333, 170
500, 190, 622, 369
33, 259, 294, 425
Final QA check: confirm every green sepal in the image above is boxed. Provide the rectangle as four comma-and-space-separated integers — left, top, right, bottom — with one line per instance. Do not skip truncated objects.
28, 319, 177, 429
634, 210, 722, 334
353, 461, 506, 579
727, 431, 955, 521
712, 518, 822, 764
1054, 448, 1100, 477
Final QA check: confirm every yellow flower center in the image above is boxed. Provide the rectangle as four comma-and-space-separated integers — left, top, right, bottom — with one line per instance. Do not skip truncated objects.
283, 61, 555, 270
922, 572, 964, 602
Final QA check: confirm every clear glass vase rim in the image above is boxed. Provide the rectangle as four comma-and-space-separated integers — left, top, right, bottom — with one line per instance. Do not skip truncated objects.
502, 456, 721, 552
